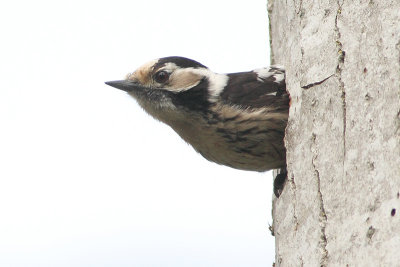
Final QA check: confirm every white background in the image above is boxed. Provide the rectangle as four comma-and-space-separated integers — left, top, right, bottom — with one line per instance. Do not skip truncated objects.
0, 0, 275, 266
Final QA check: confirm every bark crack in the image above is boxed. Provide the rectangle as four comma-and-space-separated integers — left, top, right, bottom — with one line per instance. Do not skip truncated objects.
295, 0, 304, 17
299, 256, 304, 267
301, 74, 335, 89
311, 134, 328, 266
267, 0, 275, 65
335, 0, 346, 159
396, 40, 400, 136
289, 174, 299, 230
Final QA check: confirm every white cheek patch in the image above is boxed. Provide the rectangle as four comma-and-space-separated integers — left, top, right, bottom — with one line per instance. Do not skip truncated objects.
167, 68, 203, 92
162, 67, 228, 102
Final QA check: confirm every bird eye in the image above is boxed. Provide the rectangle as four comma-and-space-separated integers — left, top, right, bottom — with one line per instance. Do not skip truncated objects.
154, 71, 169, 84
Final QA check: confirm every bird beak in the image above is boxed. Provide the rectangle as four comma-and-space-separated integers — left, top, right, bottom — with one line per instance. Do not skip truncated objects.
105, 80, 146, 92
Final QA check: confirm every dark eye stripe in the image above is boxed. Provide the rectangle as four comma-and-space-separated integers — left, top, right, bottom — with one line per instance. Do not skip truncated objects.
170, 78, 210, 113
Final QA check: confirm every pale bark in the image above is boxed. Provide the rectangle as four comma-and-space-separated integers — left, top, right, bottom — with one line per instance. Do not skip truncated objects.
269, 1, 400, 266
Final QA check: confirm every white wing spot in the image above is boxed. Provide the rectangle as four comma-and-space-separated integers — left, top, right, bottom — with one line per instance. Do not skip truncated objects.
254, 66, 285, 84
273, 73, 285, 83
265, 92, 277, 96
254, 68, 274, 81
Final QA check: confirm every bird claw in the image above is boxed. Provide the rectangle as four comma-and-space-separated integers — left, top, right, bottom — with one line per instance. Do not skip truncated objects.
273, 168, 287, 198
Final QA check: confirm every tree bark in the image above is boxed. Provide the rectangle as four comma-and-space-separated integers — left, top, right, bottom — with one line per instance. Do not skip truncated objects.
269, 0, 400, 266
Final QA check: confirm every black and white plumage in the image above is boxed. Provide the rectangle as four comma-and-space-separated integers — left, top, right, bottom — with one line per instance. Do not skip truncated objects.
106, 56, 289, 172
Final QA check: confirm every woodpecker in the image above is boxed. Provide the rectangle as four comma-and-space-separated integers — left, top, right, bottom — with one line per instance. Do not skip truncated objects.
105, 56, 289, 174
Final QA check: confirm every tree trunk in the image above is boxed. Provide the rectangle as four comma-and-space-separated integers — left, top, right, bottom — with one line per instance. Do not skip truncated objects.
269, 0, 400, 266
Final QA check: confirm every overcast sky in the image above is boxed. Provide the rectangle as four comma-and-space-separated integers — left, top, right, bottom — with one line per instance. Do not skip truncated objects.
0, 0, 275, 266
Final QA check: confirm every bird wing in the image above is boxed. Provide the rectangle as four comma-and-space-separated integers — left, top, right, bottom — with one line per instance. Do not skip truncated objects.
219, 67, 288, 112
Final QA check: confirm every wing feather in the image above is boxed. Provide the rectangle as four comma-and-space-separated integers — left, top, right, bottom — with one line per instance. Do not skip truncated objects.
219, 67, 288, 112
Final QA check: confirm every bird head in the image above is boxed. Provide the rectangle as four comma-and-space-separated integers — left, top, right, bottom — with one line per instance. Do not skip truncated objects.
106, 57, 220, 110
